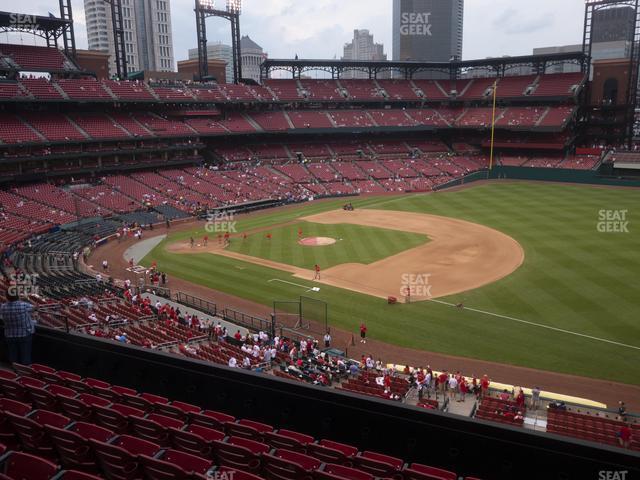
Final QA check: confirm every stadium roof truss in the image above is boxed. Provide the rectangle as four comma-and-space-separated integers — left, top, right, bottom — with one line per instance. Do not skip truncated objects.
260, 52, 588, 81
0, 3, 76, 58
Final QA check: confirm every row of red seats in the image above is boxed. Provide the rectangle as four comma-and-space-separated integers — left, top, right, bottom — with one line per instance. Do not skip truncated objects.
0, 107, 576, 146
0, 364, 480, 480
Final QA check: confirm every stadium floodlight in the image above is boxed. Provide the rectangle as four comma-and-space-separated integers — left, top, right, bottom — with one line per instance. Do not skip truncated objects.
198, 0, 216, 8
227, 0, 242, 14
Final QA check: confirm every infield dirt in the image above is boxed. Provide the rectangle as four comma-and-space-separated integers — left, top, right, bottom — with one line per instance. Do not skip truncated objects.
167, 209, 525, 300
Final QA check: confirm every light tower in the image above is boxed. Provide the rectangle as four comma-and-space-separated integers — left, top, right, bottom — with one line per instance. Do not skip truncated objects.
195, 0, 243, 83
103, 0, 128, 79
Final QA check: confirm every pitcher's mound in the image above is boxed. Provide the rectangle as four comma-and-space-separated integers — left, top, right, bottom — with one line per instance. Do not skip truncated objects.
298, 236, 336, 246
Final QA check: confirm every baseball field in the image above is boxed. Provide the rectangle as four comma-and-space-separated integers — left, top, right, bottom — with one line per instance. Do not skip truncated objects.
141, 182, 640, 385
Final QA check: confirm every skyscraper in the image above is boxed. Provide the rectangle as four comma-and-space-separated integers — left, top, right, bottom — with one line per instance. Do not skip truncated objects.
188, 36, 266, 83
189, 43, 234, 84
241, 36, 267, 83
342, 30, 386, 79
392, 0, 464, 65
84, 0, 174, 77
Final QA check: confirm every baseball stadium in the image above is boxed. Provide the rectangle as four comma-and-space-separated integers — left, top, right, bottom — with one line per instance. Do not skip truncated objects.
0, 0, 639, 479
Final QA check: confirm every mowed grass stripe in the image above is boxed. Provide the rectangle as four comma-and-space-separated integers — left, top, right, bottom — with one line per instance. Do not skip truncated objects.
144, 183, 640, 385
227, 221, 428, 269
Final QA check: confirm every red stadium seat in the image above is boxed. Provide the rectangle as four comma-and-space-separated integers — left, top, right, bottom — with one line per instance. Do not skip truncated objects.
261, 449, 321, 480
263, 429, 314, 453
89, 435, 161, 480
351, 451, 404, 479
189, 410, 235, 431
53, 470, 104, 480
154, 401, 201, 421
306, 440, 357, 465
57, 393, 111, 422
225, 419, 273, 441
46, 424, 103, 471
6, 410, 70, 458
212, 437, 268, 473
170, 424, 225, 457
314, 463, 373, 480
93, 404, 145, 433
140, 449, 212, 480
403, 462, 458, 480
0, 451, 58, 480
130, 413, 184, 446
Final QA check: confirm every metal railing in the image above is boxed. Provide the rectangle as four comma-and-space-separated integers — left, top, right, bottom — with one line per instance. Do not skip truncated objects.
223, 308, 272, 335
142, 285, 171, 298
176, 292, 216, 316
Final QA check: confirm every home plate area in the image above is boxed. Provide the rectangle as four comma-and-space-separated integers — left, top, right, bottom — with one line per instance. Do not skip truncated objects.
298, 236, 337, 246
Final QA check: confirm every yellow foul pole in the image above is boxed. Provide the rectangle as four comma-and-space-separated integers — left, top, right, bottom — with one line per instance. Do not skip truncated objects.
489, 79, 498, 171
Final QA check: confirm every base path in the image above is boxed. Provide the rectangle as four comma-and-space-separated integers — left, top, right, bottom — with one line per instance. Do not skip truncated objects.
91, 209, 640, 410
168, 209, 524, 301
301, 209, 524, 299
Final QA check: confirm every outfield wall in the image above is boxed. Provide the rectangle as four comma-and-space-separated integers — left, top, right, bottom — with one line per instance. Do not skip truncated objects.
437, 167, 640, 190
6, 326, 637, 480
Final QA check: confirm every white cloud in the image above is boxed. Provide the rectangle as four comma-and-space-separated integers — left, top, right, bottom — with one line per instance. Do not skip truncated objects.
2, 0, 587, 65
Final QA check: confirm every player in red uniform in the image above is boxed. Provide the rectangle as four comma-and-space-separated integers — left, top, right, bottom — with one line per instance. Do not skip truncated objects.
314, 264, 320, 280
359, 323, 367, 343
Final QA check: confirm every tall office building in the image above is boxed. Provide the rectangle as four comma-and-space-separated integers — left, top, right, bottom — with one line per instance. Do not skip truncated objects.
188, 36, 266, 83
342, 30, 386, 79
241, 36, 267, 83
532, 5, 636, 75
84, 0, 174, 77
392, 0, 464, 65
189, 43, 234, 84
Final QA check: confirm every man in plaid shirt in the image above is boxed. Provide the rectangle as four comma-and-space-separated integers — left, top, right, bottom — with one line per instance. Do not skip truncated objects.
0, 290, 36, 365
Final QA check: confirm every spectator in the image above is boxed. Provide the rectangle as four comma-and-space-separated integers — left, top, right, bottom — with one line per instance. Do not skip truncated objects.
0, 289, 36, 365
499, 389, 511, 401
531, 386, 541, 410
234, 329, 242, 341
102, 259, 108, 272
448, 375, 458, 400
323, 330, 331, 348
515, 388, 525, 409
480, 375, 490, 398
618, 401, 627, 421
459, 378, 468, 402
617, 423, 632, 449
228, 356, 237, 368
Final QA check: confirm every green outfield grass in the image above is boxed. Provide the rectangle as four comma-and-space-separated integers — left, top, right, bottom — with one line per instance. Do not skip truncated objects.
225, 221, 428, 269
142, 183, 640, 385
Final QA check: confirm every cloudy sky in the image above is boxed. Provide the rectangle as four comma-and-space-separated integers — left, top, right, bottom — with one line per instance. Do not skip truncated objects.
3, 0, 587, 63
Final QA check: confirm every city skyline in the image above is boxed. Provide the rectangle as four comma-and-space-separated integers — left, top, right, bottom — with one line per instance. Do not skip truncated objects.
4, 0, 589, 70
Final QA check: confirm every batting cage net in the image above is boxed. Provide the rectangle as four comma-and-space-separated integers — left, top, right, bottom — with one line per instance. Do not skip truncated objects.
273, 300, 301, 329
300, 296, 328, 334
273, 297, 328, 334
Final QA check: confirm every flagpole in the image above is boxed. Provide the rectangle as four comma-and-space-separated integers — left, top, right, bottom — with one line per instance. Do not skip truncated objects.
489, 79, 498, 174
